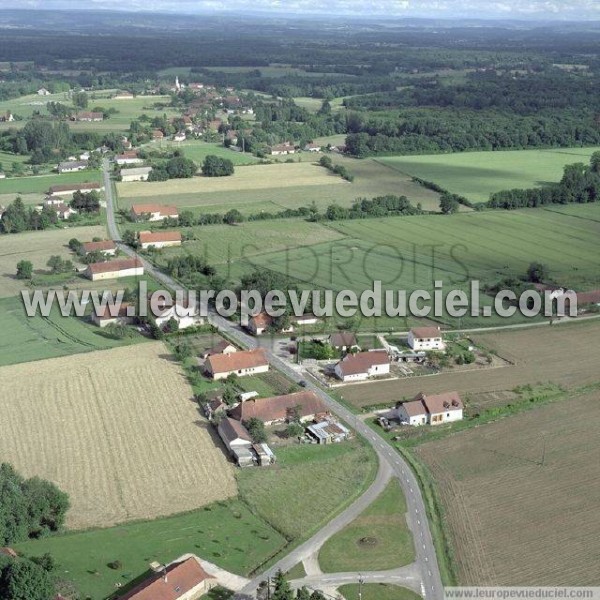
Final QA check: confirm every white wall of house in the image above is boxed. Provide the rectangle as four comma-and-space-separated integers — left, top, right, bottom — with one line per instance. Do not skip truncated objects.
408, 331, 445, 351
140, 239, 181, 250
429, 409, 463, 425
211, 364, 269, 381
395, 406, 428, 426
88, 266, 144, 281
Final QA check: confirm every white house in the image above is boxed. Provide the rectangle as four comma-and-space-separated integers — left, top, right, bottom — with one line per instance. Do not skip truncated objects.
115, 153, 144, 166
58, 160, 87, 174
270, 142, 296, 156
153, 297, 204, 330
130, 204, 179, 222
408, 327, 445, 351
120, 167, 152, 182
37, 88, 51, 96
334, 350, 390, 382
395, 391, 464, 426
138, 230, 182, 249
205, 348, 269, 380
294, 314, 319, 326
81, 240, 117, 256
304, 142, 322, 152
91, 303, 135, 328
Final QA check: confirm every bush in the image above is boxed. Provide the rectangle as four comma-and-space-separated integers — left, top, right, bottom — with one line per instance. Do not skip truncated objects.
202, 155, 235, 177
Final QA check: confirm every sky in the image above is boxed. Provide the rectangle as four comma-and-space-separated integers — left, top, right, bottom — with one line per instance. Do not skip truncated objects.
4, 0, 600, 20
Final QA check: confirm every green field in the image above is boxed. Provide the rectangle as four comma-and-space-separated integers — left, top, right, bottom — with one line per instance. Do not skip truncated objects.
0, 295, 149, 367
14, 501, 286, 600
248, 205, 600, 327
379, 147, 600, 203
319, 481, 415, 572
338, 584, 422, 600
0, 149, 30, 167
237, 441, 377, 542
0, 169, 101, 195
158, 140, 260, 166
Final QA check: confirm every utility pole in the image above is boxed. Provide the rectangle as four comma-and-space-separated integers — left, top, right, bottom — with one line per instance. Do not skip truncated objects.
358, 574, 364, 600
267, 576, 271, 600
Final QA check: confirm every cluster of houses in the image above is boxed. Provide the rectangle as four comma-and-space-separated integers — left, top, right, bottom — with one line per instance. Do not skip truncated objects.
130, 203, 179, 222
35, 181, 104, 221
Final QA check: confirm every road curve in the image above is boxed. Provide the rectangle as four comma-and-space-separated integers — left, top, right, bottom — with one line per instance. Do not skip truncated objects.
102, 161, 444, 599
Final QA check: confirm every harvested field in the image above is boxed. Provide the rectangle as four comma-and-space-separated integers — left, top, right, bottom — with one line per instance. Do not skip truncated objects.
0, 225, 107, 298
343, 321, 600, 409
0, 342, 236, 529
414, 389, 600, 585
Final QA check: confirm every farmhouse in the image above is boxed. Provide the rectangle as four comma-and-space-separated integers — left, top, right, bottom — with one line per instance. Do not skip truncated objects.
395, 391, 464, 426
58, 160, 87, 173
48, 182, 103, 196
91, 302, 134, 328
139, 230, 182, 249
37, 88, 51, 96
203, 392, 228, 421
294, 314, 319, 326
205, 348, 269, 380
408, 327, 445, 351
576, 290, 600, 308
270, 142, 296, 156
130, 204, 179, 222
334, 350, 390, 382
116, 152, 144, 166
202, 339, 237, 359
121, 167, 153, 182
152, 129, 165, 141
217, 417, 254, 467
307, 419, 350, 444
304, 142, 322, 152
85, 258, 144, 281
329, 332, 358, 351
50, 202, 77, 220
174, 132, 186, 142
74, 111, 104, 122
119, 555, 218, 600
229, 390, 328, 427
247, 312, 272, 335
153, 297, 204, 330
81, 240, 117, 256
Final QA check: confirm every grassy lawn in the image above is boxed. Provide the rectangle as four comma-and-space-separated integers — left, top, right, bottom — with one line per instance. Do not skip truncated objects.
338, 584, 421, 600
14, 501, 286, 600
0, 169, 101, 195
237, 441, 377, 542
379, 147, 600, 203
0, 295, 149, 367
318, 480, 415, 573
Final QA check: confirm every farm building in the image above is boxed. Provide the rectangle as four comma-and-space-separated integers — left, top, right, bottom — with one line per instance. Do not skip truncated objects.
229, 390, 329, 427
152, 129, 165, 141
577, 290, 600, 307
247, 312, 272, 335
139, 230, 182, 249
202, 340, 237, 359
120, 166, 151, 182
58, 160, 87, 174
203, 390, 228, 421
174, 132, 186, 142
329, 332, 359, 351
152, 297, 204, 330
91, 302, 135, 328
307, 419, 350, 444
48, 182, 103, 196
81, 240, 117, 256
294, 314, 319, 326
119, 555, 218, 600
74, 111, 103, 122
304, 142, 322, 152
205, 348, 269, 380
269, 142, 296, 156
116, 151, 144, 166
408, 327, 445, 351
130, 203, 179, 222
217, 417, 254, 467
334, 350, 390, 382
395, 391, 464, 426
85, 258, 144, 281
37, 88, 51, 96
51, 202, 77, 220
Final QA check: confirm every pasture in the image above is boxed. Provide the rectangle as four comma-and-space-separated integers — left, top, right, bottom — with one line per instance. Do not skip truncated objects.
414, 388, 600, 585
338, 584, 421, 600
342, 320, 600, 409
379, 146, 600, 203
0, 342, 237, 529
0, 296, 148, 367
0, 169, 101, 195
318, 480, 415, 572
0, 225, 107, 298
15, 501, 285, 600
116, 158, 440, 216
251, 207, 600, 327
158, 140, 260, 166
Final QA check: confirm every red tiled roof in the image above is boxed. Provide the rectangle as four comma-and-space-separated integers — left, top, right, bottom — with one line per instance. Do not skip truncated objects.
219, 417, 252, 444
207, 340, 236, 356
577, 290, 600, 305
139, 231, 182, 244
131, 204, 179, 217
82, 240, 116, 253
336, 350, 389, 376
87, 258, 143, 275
48, 182, 101, 193
93, 302, 133, 320
229, 390, 328, 423
398, 391, 463, 417
120, 557, 215, 600
249, 312, 272, 329
329, 332, 357, 348
206, 348, 268, 375
410, 327, 443, 339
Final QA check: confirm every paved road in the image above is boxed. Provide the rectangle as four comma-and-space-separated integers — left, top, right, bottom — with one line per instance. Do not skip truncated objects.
102, 161, 444, 599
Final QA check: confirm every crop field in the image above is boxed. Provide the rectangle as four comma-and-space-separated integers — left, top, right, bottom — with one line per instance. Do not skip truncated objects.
414, 388, 600, 585
251, 207, 600, 327
117, 158, 440, 215
0, 342, 236, 529
0, 225, 107, 298
0, 296, 148, 367
378, 147, 600, 203
0, 169, 101, 195
338, 584, 421, 600
342, 320, 600, 409
14, 501, 285, 600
